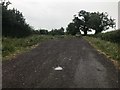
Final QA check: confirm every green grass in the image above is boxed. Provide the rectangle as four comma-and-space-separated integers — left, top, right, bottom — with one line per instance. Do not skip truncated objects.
84, 36, 120, 62
2, 35, 74, 60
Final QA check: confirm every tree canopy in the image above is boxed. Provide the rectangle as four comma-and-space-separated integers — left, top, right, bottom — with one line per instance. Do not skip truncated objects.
66, 22, 79, 35
67, 10, 115, 35
2, 1, 33, 37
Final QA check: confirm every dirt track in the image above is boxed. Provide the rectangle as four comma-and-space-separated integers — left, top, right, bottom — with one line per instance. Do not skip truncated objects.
2, 38, 119, 88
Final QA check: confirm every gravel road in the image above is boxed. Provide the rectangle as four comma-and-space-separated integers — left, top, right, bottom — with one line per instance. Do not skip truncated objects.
2, 38, 119, 88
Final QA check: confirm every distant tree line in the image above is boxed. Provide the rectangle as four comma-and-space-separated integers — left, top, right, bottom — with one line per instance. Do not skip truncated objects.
32, 29, 48, 35
33, 27, 65, 35
49, 27, 64, 36
66, 10, 116, 36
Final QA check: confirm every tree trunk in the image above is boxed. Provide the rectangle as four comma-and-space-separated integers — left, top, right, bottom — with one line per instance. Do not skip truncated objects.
95, 31, 98, 34
95, 31, 101, 34
95, 28, 103, 34
84, 30, 87, 36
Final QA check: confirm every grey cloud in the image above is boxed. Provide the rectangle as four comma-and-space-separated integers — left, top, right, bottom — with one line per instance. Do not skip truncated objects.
9, 0, 118, 30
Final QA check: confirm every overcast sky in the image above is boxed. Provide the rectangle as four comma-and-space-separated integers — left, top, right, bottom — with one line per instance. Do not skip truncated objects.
9, 0, 119, 31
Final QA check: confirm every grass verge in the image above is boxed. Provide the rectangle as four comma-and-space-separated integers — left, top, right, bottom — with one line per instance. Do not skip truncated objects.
2, 35, 74, 60
84, 36, 120, 68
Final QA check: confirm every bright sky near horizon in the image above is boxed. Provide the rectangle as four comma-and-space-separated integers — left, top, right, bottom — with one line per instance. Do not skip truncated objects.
8, 0, 119, 32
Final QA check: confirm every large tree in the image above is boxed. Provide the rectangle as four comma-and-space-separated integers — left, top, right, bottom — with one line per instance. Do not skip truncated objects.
67, 10, 91, 36
66, 22, 78, 35
88, 12, 115, 34
67, 10, 115, 35
78, 10, 91, 35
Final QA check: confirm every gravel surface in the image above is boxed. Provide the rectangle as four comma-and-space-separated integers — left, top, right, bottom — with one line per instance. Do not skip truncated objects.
2, 38, 119, 88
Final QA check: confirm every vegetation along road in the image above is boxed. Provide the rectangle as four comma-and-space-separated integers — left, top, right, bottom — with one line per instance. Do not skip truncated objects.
2, 37, 119, 88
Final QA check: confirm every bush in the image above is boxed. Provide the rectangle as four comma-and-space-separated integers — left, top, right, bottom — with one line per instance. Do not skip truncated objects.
93, 30, 120, 44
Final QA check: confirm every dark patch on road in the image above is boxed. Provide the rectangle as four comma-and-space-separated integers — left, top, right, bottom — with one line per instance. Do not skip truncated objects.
2, 38, 119, 88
